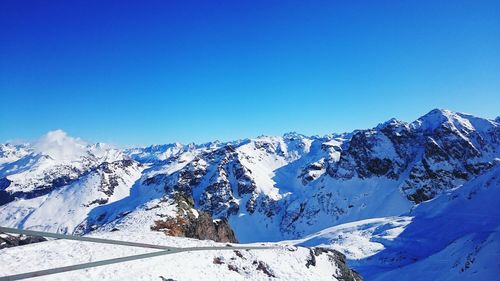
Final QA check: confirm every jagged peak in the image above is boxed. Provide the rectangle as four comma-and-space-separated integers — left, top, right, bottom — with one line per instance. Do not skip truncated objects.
0, 142, 30, 152
282, 132, 307, 140
142, 142, 184, 151
376, 117, 407, 130
87, 142, 118, 151
254, 134, 281, 142
411, 108, 497, 133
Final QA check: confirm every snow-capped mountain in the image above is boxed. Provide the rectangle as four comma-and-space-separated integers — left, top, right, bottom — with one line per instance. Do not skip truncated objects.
0, 109, 499, 280
289, 163, 500, 281
0, 130, 125, 205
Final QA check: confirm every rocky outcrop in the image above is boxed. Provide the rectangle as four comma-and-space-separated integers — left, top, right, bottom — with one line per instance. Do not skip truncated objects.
184, 212, 237, 243
0, 232, 47, 249
151, 193, 238, 243
146, 144, 258, 219
306, 247, 363, 281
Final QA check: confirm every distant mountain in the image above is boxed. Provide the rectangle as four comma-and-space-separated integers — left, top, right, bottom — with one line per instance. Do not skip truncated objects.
0, 109, 499, 280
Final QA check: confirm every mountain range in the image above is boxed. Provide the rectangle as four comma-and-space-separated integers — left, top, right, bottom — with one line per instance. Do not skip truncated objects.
1, 109, 499, 280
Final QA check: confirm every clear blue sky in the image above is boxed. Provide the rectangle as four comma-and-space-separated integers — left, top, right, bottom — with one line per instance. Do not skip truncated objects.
1, 1, 499, 145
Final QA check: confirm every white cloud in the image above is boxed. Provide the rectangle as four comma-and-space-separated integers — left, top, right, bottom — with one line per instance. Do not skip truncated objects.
34, 130, 88, 161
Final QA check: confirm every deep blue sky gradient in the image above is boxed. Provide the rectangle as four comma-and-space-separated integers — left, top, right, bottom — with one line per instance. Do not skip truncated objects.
1, 1, 499, 145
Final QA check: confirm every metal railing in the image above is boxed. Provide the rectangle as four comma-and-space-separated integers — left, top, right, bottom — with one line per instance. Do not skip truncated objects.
0, 227, 275, 281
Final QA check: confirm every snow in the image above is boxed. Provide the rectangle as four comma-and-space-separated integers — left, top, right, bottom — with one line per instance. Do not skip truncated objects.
370, 230, 500, 281
0, 230, 345, 281
411, 108, 497, 135
285, 165, 500, 281
285, 216, 412, 259
0, 143, 31, 168
1, 109, 499, 280
369, 132, 399, 159
236, 140, 287, 199
1, 131, 127, 195
126, 143, 187, 163
277, 176, 413, 239
0, 161, 143, 234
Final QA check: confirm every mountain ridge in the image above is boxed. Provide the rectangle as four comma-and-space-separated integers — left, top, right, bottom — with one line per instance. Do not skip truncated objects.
1, 108, 498, 239
0, 108, 499, 280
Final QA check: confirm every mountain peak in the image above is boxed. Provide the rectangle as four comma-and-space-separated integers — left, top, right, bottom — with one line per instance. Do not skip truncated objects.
283, 132, 307, 140
411, 108, 468, 131
411, 109, 498, 134
376, 117, 407, 130
420, 108, 456, 121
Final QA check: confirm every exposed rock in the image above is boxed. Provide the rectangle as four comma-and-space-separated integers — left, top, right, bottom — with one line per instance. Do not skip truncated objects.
0, 232, 47, 249
305, 248, 316, 268
184, 213, 238, 243
306, 247, 363, 281
213, 256, 225, 264
159, 276, 176, 281
234, 250, 245, 259
254, 260, 275, 278
151, 193, 238, 243
227, 264, 239, 272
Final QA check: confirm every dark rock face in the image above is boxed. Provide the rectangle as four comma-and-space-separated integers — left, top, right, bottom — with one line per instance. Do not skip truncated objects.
233, 160, 256, 196
148, 144, 258, 219
337, 130, 403, 180
398, 117, 499, 202
170, 157, 208, 195
97, 160, 136, 197
0, 232, 47, 249
197, 147, 257, 218
0, 177, 13, 205
324, 110, 500, 203
366, 158, 393, 176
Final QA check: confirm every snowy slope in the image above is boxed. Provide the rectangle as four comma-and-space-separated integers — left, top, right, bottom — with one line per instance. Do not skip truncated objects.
0, 131, 126, 206
0, 160, 143, 234
287, 164, 500, 281
0, 229, 360, 281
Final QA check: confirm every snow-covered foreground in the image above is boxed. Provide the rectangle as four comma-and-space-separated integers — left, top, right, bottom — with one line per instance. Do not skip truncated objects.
0, 230, 352, 281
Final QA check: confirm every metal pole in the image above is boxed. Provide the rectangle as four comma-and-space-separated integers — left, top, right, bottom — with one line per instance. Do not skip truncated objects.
0, 226, 276, 280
